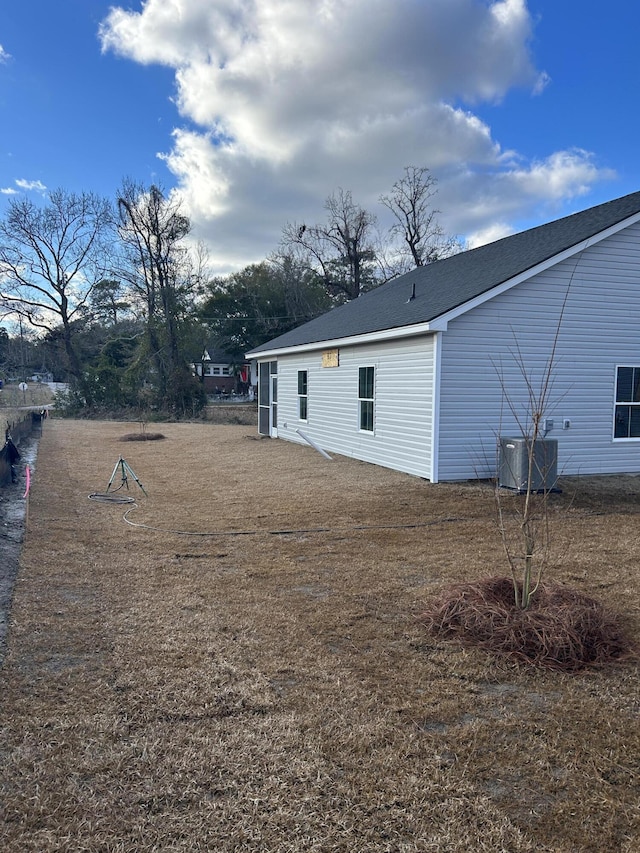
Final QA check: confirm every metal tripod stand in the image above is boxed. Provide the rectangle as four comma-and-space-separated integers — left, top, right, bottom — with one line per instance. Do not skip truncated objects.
106, 457, 148, 496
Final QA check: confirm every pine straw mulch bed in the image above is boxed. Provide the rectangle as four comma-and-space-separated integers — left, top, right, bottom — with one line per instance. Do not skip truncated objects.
119, 432, 166, 441
0, 420, 638, 852
421, 576, 635, 671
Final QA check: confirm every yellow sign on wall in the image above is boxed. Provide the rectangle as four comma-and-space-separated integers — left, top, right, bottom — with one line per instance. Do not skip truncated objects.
322, 349, 340, 368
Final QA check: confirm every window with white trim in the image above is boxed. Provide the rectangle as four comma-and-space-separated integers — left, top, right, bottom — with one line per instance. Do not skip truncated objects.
614, 366, 640, 438
358, 366, 375, 432
298, 370, 308, 421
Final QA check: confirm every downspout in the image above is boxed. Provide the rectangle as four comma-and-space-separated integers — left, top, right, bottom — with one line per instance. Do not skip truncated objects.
430, 331, 442, 483
296, 429, 333, 461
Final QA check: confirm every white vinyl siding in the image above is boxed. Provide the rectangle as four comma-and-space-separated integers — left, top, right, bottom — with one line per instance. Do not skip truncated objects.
437, 221, 640, 480
273, 336, 436, 479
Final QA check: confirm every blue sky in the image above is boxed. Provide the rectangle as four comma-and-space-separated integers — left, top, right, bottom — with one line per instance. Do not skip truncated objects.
1, 1, 639, 273
0, 1, 176, 196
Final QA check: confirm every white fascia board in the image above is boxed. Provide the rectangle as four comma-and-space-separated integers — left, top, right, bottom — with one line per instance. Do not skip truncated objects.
245, 320, 439, 360
434, 213, 640, 328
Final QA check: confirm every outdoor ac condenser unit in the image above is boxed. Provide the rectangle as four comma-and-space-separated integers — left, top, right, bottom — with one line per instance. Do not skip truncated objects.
498, 437, 558, 492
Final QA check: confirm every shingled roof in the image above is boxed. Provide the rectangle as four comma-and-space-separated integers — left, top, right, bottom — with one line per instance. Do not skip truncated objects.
247, 190, 640, 356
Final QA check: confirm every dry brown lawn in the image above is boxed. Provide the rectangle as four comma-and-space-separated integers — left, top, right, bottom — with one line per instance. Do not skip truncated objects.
1, 419, 639, 852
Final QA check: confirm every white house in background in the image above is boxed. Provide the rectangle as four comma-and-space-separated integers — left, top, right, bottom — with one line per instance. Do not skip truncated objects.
246, 191, 640, 482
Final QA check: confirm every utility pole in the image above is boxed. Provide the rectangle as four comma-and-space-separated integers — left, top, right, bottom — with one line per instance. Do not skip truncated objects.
18, 315, 25, 381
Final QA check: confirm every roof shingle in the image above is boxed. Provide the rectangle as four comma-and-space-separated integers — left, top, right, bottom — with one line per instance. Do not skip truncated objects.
247, 190, 640, 355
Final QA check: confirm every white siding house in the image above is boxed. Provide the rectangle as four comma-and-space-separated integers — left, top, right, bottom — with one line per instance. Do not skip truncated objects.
271, 337, 437, 479
247, 191, 640, 482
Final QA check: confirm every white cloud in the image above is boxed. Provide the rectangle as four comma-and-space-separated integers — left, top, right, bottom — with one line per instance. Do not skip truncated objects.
466, 223, 515, 249
15, 179, 47, 194
0, 44, 10, 63
100, 0, 613, 272
532, 70, 551, 96
1, 179, 48, 196
510, 149, 612, 200
442, 148, 617, 245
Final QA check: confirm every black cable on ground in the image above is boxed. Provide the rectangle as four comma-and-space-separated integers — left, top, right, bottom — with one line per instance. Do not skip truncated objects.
88, 492, 137, 504
119, 504, 464, 537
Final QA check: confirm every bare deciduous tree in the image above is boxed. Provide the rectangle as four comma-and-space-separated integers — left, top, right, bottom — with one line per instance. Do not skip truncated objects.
0, 189, 113, 404
380, 167, 463, 274
281, 188, 378, 301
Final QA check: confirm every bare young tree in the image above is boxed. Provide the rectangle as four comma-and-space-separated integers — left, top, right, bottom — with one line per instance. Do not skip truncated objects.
493, 281, 573, 610
0, 189, 113, 404
380, 167, 463, 274
281, 188, 378, 301
493, 345, 558, 610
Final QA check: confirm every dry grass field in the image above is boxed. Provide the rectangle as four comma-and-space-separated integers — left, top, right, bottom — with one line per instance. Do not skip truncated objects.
0, 419, 638, 852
